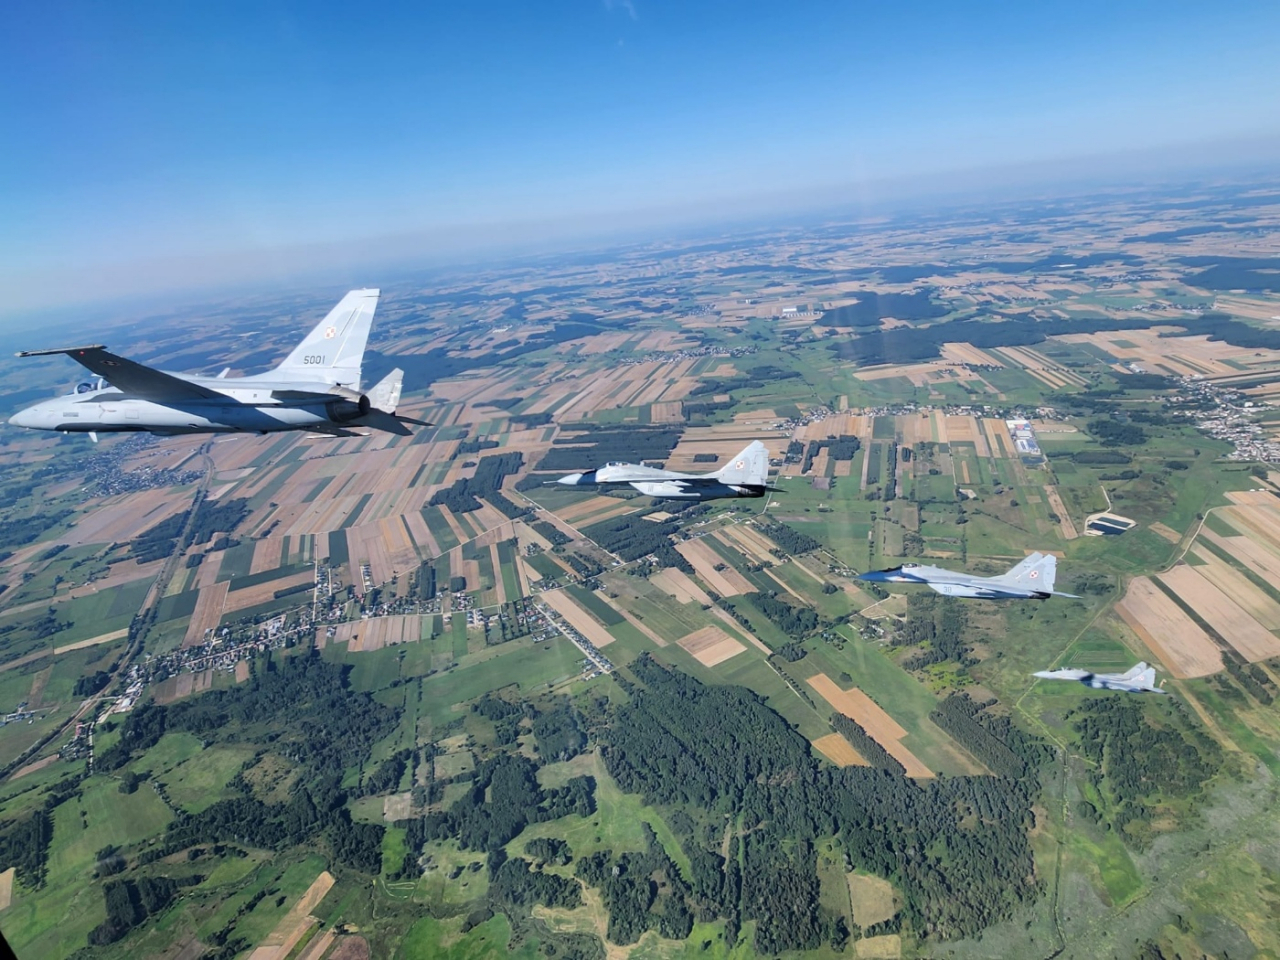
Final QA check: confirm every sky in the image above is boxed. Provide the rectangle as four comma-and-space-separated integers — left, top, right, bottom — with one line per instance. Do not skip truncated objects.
2, 0, 1279, 314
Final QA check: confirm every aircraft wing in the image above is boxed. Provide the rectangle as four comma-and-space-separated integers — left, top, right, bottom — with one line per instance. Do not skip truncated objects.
16, 346, 224, 402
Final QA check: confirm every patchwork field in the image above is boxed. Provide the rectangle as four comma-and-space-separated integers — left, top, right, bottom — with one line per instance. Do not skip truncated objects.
806, 674, 933, 778
676, 625, 745, 667
1115, 577, 1223, 678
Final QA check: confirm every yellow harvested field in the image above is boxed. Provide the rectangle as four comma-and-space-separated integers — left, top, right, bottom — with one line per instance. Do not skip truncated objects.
981, 418, 1013, 457
807, 674, 933, 778
649, 568, 713, 606
251, 537, 286, 574
1200, 527, 1280, 585
941, 342, 1003, 367
1226, 490, 1278, 506
235, 660, 251, 683
1157, 565, 1280, 662
1189, 548, 1280, 630
53, 628, 129, 655
152, 669, 214, 705
11, 756, 59, 781
847, 873, 897, 927
247, 870, 335, 960
1058, 329, 1264, 379
0, 867, 13, 911
812, 732, 868, 767
1043, 486, 1078, 539
331, 615, 423, 652
58, 491, 190, 547
540, 590, 617, 648
717, 523, 781, 564
945, 415, 989, 457
677, 625, 746, 666
650, 401, 684, 423
223, 570, 314, 614
856, 935, 902, 959
1149, 522, 1181, 543
1114, 577, 1222, 678
183, 581, 229, 647
296, 927, 337, 960
676, 538, 753, 596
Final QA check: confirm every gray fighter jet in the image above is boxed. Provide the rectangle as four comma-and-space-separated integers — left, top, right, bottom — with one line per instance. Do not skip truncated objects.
552, 440, 776, 501
1034, 662, 1167, 694
858, 552, 1079, 600
8, 289, 429, 440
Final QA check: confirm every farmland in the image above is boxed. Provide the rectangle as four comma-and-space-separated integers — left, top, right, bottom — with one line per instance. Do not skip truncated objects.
1, 181, 1280, 959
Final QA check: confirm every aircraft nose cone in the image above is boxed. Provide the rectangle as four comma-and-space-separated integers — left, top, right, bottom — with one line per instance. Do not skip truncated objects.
857, 571, 886, 582
557, 473, 585, 485
8, 406, 35, 428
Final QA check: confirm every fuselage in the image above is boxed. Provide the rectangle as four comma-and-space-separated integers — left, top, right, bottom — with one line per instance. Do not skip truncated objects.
858, 564, 1046, 599
9, 373, 364, 435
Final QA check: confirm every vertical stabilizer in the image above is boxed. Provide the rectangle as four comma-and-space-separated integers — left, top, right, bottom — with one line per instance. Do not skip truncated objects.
712, 441, 769, 486
1120, 662, 1149, 681
998, 552, 1057, 592
274, 288, 380, 389
368, 368, 403, 413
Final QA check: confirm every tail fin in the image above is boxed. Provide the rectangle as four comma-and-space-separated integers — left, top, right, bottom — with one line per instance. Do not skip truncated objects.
367, 368, 403, 414
1120, 662, 1150, 681
713, 441, 769, 486
274, 288, 380, 389
998, 552, 1057, 592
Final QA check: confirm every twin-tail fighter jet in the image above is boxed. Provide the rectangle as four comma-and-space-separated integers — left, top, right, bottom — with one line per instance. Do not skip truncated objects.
552, 440, 777, 501
858, 552, 1079, 600
9, 289, 429, 440
1034, 662, 1166, 694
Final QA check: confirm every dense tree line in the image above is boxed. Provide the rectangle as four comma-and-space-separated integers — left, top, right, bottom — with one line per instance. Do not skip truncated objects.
131, 510, 190, 562
490, 856, 582, 910
537, 428, 683, 472
894, 594, 974, 668
429, 453, 527, 518
757, 520, 822, 556
186, 498, 250, 547
600, 656, 1043, 944
412, 754, 595, 854
532, 701, 586, 761
89, 876, 197, 945
74, 670, 112, 696
580, 515, 692, 570
531, 520, 570, 546
831, 714, 905, 775
1070, 697, 1223, 842
575, 824, 694, 944
930, 694, 1048, 779
817, 291, 949, 327
0, 809, 53, 889
746, 591, 820, 636
1087, 419, 1148, 447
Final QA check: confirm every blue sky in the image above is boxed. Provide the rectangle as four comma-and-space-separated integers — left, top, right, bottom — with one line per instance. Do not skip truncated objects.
2, 1, 1279, 311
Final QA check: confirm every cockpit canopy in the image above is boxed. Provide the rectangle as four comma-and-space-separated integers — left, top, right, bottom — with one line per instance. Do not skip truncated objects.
71, 378, 106, 396
900, 562, 920, 569
604, 461, 632, 467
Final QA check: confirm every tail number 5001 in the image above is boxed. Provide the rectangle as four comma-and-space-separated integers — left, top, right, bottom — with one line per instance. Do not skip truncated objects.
302, 355, 326, 365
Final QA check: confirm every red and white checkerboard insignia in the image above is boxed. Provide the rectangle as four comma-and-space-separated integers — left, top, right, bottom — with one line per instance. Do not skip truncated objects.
1029, 570, 1039, 578
324, 326, 337, 339
734, 460, 745, 469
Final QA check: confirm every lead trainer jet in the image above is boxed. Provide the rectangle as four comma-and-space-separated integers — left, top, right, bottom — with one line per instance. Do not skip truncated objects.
8, 289, 427, 440
552, 440, 777, 501
858, 552, 1079, 600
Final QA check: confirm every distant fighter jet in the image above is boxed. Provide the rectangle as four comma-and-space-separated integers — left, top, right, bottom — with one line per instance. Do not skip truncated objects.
552, 440, 777, 501
1034, 662, 1167, 694
858, 552, 1079, 600
9, 289, 428, 440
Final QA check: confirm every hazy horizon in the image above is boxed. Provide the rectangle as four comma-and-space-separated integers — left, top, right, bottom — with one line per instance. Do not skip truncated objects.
3, 0, 1279, 317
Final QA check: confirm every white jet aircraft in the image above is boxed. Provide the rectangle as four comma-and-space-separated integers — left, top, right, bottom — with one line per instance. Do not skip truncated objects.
8, 289, 428, 440
552, 440, 777, 501
1034, 662, 1167, 694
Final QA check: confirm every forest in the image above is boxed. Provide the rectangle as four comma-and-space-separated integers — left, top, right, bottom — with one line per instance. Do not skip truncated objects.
599, 656, 1045, 946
